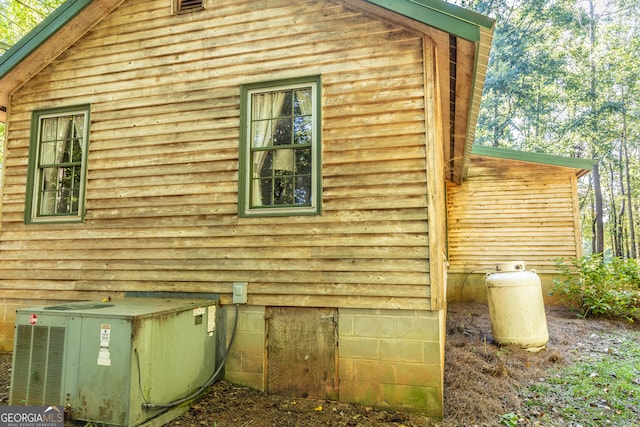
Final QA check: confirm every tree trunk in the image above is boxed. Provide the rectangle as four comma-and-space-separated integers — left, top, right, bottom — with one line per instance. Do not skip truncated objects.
608, 164, 622, 257
623, 130, 637, 259
592, 162, 604, 255
607, 164, 619, 256
617, 200, 625, 258
588, 0, 605, 256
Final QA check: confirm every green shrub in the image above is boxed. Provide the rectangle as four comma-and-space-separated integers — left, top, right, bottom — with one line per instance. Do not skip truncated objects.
553, 255, 640, 321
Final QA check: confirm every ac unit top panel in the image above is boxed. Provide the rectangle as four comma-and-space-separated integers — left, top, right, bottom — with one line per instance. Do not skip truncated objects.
16, 297, 219, 320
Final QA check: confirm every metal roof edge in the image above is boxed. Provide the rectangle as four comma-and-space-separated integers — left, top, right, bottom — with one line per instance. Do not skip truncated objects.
364, 0, 495, 42
0, 0, 93, 78
461, 26, 493, 181
362, 0, 495, 184
410, 0, 495, 30
471, 145, 596, 172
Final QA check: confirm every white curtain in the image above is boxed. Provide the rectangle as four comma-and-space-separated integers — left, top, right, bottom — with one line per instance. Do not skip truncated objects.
296, 88, 312, 117
272, 88, 313, 173
251, 91, 286, 206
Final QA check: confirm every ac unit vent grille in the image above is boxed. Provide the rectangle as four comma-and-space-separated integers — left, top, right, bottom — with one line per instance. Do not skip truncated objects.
11, 325, 65, 405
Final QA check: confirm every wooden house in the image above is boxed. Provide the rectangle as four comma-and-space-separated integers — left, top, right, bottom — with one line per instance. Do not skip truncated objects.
447, 145, 594, 303
0, 0, 495, 417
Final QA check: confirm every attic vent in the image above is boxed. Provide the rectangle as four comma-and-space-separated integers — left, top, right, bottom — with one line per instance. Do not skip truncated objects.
176, 0, 204, 13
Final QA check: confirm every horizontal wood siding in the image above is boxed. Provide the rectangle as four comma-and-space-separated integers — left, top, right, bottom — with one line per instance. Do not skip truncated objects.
1, 0, 432, 309
446, 155, 582, 274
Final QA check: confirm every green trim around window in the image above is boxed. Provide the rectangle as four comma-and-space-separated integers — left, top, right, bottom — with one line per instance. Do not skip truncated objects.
25, 104, 90, 224
239, 76, 322, 217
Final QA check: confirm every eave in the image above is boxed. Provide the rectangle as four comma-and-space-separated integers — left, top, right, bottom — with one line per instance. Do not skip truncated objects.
362, 0, 495, 184
364, 0, 494, 41
471, 145, 595, 178
0, 0, 124, 123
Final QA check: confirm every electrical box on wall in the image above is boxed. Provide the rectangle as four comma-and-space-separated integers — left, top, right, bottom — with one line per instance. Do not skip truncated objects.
10, 298, 218, 427
232, 282, 248, 304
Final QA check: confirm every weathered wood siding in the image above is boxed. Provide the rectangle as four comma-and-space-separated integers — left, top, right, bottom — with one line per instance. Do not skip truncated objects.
446, 154, 582, 275
1, 0, 435, 310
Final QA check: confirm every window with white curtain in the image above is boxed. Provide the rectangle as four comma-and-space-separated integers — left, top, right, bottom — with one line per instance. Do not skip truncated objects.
239, 76, 321, 217
25, 105, 90, 223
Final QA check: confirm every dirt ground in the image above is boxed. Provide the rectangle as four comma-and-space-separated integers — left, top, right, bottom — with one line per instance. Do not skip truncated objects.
1, 303, 638, 426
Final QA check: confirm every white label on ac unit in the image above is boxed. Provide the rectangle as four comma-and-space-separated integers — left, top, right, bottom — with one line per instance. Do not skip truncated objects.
100, 323, 111, 347
193, 307, 205, 316
100, 324, 111, 347
207, 305, 216, 335
98, 349, 112, 366
98, 324, 112, 366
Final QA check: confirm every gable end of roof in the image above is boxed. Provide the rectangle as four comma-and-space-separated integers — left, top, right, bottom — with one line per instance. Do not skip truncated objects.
0, 0, 93, 78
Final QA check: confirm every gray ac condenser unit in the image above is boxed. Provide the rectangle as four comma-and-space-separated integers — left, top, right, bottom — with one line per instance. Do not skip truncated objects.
10, 298, 218, 426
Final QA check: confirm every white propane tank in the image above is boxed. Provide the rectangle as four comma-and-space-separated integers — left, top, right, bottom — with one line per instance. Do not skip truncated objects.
486, 261, 549, 349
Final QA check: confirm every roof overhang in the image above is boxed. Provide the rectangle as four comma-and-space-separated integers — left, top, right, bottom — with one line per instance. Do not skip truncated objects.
471, 145, 596, 178
362, 0, 495, 184
0, 0, 124, 123
364, 0, 495, 41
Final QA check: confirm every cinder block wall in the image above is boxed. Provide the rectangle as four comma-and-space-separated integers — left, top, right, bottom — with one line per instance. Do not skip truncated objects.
0, 299, 24, 352
223, 304, 266, 391
338, 308, 444, 417
223, 305, 445, 417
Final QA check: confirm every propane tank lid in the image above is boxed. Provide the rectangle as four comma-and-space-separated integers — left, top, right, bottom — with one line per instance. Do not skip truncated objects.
495, 261, 526, 272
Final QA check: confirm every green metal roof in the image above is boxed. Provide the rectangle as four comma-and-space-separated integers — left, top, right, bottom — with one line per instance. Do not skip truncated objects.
472, 145, 596, 173
0, 0, 93, 79
364, 0, 495, 42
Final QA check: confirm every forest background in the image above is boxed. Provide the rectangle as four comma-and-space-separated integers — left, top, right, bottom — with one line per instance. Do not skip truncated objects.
1, 0, 639, 259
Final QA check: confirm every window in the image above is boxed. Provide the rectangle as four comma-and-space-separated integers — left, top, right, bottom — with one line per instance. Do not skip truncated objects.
25, 105, 90, 223
239, 76, 321, 217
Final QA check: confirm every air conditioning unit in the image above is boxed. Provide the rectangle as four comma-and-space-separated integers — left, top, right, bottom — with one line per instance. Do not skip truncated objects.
10, 297, 218, 426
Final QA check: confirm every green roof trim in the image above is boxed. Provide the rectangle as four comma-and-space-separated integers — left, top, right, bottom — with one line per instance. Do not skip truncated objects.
0, 0, 93, 78
364, 0, 495, 42
472, 145, 596, 172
